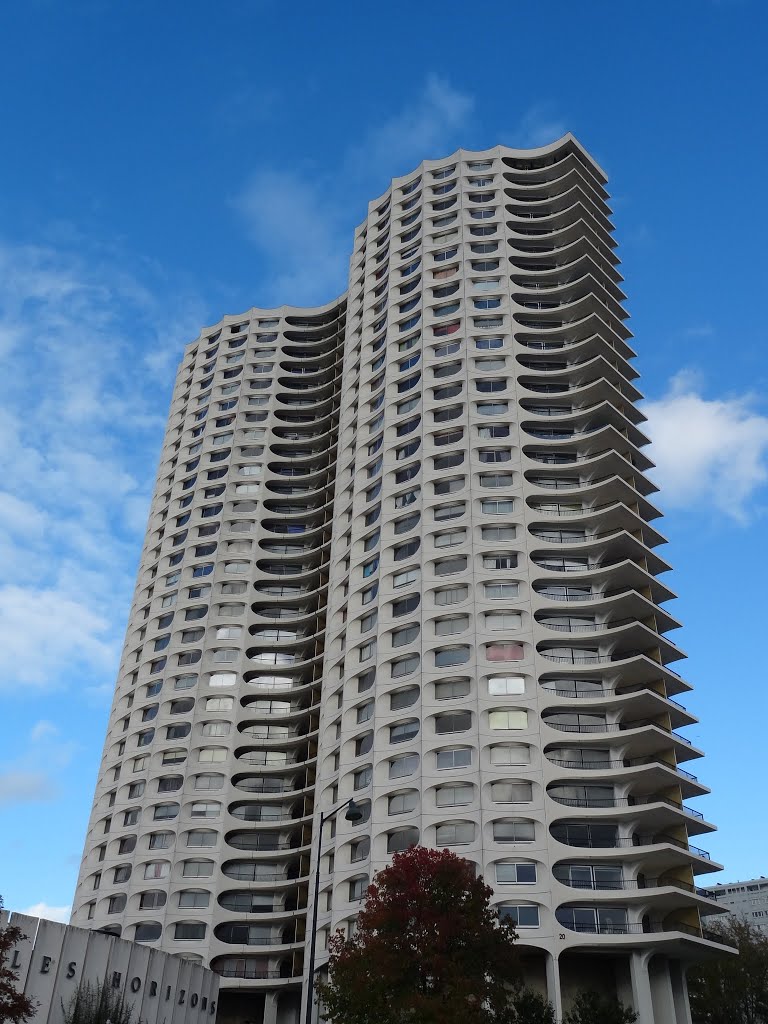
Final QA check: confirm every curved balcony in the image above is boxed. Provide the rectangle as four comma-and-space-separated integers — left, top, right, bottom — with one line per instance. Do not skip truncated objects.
507, 215, 618, 267
505, 179, 614, 227
545, 749, 709, 799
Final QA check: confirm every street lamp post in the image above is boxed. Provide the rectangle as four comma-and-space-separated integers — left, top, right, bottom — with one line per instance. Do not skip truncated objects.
303, 796, 363, 1024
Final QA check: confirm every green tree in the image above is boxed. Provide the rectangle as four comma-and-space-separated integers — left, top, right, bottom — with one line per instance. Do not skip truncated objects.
62, 977, 140, 1024
509, 985, 556, 1024
688, 917, 768, 1024
563, 990, 638, 1024
0, 897, 37, 1024
316, 845, 522, 1024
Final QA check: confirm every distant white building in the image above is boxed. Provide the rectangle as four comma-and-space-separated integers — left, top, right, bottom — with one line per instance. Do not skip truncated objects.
704, 877, 768, 935
1, 910, 218, 1024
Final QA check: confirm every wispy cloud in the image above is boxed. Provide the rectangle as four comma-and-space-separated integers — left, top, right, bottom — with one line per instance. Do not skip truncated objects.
681, 323, 716, 339
0, 237, 207, 694
644, 370, 768, 522
504, 102, 567, 149
345, 74, 474, 181
0, 721, 76, 806
233, 75, 475, 306
19, 902, 71, 923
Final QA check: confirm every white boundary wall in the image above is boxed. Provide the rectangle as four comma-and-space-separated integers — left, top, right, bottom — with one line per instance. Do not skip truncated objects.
1, 912, 219, 1024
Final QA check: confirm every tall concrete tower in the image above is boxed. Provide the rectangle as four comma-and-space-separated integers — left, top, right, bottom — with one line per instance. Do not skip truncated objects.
72, 136, 729, 1024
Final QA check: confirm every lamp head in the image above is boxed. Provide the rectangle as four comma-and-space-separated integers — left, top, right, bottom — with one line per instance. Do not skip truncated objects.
344, 799, 364, 822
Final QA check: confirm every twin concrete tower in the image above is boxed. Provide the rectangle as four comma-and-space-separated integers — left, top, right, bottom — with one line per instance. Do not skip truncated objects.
72, 136, 728, 1023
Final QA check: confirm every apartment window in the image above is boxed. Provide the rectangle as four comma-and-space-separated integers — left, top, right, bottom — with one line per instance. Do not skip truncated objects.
490, 744, 530, 766
157, 776, 183, 793
393, 568, 419, 588
434, 646, 470, 667
394, 489, 419, 509
350, 837, 370, 862
394, 512, 420, 535
139, 890, 167, 909
500, 905, 540, 928
355, 733, 373, 756
436, 747, 472, 770
349, 877, 369, 902
492, 782, 533, 803
485, 583, 519, 600
178, 890, 211, 908
493, 820, 535, 843
488, 675, 525, 696
392, 624, 419, 647
357, 668, 376, 692
436, 784, 473, 807
432, 506, 464, 528
390, 686, 419, 710
356, 701, 374, 724
390, 720, 419, 744
182, 859, 214, 877
486, 612, 522, 630
186, 830, 217, 847
144, 861, 169, 879
434, 556, 467, 576
190, 800, 221, 817
392, 594, 420, 617
484, 554, 518, 570
135, 922, 162, 942
389, 753, 419, 778
387, 828, 420, 854
436, 822, 474, 846
486, 642, 524, 662
434, 476, 464, 495
388, 790, 418, 815
153, 802, 179, 820
359, 640, 376, 662
477, 403, 508, 417
435, 711, 472, 734
434, 615, 469, 636
489, 710, 528, 730
354, 765, 372, 791
434, 678, 470, 700
360, 611, 377, 633
434, 585, 468, 606
496, 862, 537, 884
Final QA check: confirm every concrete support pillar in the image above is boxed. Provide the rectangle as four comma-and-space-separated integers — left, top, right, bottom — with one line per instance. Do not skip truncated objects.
545, 952, 563, 1022
263, 991, 279, 1024
649, 957, 678, 1024
670, 961, 693, 1024
630, 951, 655, 1024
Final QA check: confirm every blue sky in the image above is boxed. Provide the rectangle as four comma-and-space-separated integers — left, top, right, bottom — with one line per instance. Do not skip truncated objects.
2, 0, 768, 921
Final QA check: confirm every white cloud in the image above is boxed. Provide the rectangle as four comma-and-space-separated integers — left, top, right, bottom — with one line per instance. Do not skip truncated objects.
0, 237, 203, 695
234, 75, 474, 306
30, 720, 58, 742
345, 73, 474, 180
0, 771, 59, 805
644, 371, 768, 521
681, 324, 715, 339
236, 171, 349, 306
19, 903, 71, 924
506, 102, 567, 149
0, 585, 116, 689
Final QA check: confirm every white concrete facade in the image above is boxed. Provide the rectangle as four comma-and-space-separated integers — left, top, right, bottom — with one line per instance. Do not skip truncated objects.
1, 911, 217, 1024
72, 136, 730, 1023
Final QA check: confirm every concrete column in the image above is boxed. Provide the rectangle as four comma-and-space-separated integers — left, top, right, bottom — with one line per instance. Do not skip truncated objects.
670, 962, 693, 1024
630, 951, 655, 1024
545, 952, 563, 1022
649, 957, 678, 1024
263, 991, 279, 1024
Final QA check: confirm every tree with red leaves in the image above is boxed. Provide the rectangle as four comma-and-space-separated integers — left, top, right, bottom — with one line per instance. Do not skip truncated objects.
0, 897, 37, 1024
316, 846, 523, 1024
